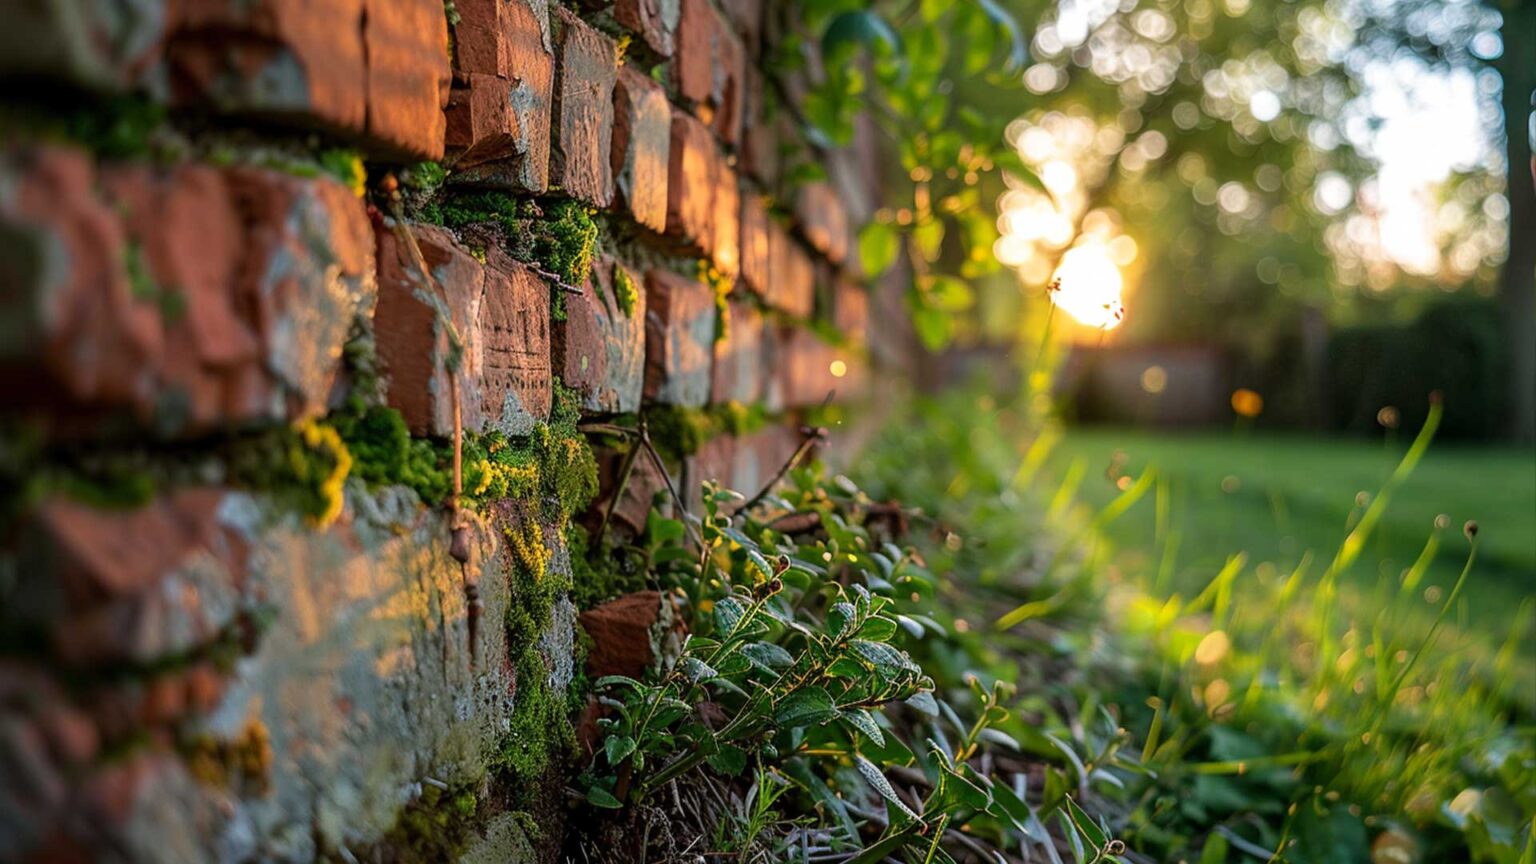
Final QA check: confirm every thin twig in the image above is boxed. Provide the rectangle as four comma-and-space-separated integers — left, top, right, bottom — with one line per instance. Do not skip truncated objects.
734, 426, 826, 514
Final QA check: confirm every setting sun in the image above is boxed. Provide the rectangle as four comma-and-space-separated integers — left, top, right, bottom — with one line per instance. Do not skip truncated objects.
1050, 243, 1126, 331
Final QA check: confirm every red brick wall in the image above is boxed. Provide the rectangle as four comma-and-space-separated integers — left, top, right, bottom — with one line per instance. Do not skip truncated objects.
0, 1, 880, 859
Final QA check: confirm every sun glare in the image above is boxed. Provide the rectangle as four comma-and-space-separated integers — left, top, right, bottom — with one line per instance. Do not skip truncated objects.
1050, 243, 1126, 331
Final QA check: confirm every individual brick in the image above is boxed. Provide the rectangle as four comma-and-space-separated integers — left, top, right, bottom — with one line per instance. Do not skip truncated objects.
665, 110, 716, 256
166, 0, 368, 142
451, 0, 511, 76
740, 106, 786, 191
555, 259, 647, 415
834, 278, 870, 345
611, 66, 671, 232
0, 147, 373, 433
711, 298, 765, 405
225, 167, 375, 419
374, 222, 487, 436
712, 162, 741, 277
614, 0, 679, 58
777, 327, 838, 408
794, 181, 850, 265
0, 0, 163, 89
767, 223, 815, 318
589, 446, 671, 540
579, 591, 681, 679
362, 0, 451, 159
448, 0, 554, 191
739, 192, 771, 297
16, 489, 244, 668
672, 0, 744, 144
446, 73, 518, 165
0, 146, 163, 415
482, 249, 554, 434
102, 162, 260, 430
552, 7, 617, 207
643, 269, 716, 407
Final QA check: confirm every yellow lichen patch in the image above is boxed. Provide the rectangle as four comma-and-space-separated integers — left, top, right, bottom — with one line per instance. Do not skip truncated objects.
507, 519, 550, 580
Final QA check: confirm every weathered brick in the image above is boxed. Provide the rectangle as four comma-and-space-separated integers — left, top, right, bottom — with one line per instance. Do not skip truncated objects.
614, 0, 679, 58
713, 162, 741, 277
446, 72, 517, 164
555, 259, 646, 415
225, 167, 375, 418
449, 0, 554, 191
0, 147, 161, 414
740, 103, 786, 190
794, 181, 850, 265
611, 66, 671, 232
590, 445, 671, 539
739, 191, 771, 297
711, 298, 765, 404
102, 163, 260, 430
778, 326, 826, 407
481, 250, 553, 434
665, 110, 715, 256
552, 7, 616, 207
17, 488, 244, 668
374, 222, 486, 436
579, 591, 673, 679
0, 147, 374, 434
167, 0, 368, 139
835, 278, 870, 345
643, 269, 716, 407
767, 223, 815, 318
363, 0, 451, 159
0, 0, 163, 89
451, 0, 510, 76
673, 0, 744, 144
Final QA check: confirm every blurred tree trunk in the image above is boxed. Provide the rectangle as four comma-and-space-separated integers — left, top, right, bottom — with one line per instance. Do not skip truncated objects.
1496, 1, 1535, 441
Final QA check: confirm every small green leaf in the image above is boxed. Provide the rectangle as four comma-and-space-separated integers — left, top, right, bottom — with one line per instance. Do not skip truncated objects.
605, 735, 637, 766
714, 596, 748, 637
775, 686, 840, 728
841, 708, 886, 747
858, 221, 900, 278
858, 615, 899, 642
707, 743, 749, 776
905, 691, 940, 716
854, 755, 920, 820
741, 641, 794, 671
681, 656, 717, 682
587, 786, 623, 809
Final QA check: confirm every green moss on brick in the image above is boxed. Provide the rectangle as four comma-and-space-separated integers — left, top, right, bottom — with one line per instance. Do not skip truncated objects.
611, 264, 640, 317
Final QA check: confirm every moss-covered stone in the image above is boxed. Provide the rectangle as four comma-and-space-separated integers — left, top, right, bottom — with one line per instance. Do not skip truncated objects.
434, 193, 599, 320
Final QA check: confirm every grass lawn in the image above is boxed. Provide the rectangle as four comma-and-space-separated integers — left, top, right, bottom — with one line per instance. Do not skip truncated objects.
1046, 425, 1536, 673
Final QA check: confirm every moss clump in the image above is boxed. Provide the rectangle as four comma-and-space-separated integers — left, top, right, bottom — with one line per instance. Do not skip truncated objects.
567, 523, 646, 609
501, 648, 575, 782
436, 193, 599, 320
226, 419, 352, 528
645, 403, 769, 461
644, 405, 713, 460
319, 148, 367, 197
377, 781, 481, 863
611, 264, 640, 317
697, 260, 732, 342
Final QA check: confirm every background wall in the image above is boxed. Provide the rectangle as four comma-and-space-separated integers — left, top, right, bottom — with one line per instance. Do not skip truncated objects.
0, 1, 900, 859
